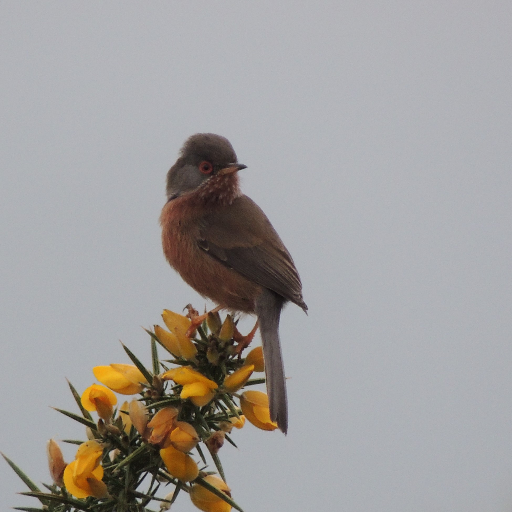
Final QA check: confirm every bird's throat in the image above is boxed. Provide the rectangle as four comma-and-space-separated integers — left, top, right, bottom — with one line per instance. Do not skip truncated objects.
195, 173, 241, 207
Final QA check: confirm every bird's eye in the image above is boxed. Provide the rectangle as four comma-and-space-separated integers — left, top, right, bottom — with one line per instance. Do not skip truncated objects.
199, 161, 213, 174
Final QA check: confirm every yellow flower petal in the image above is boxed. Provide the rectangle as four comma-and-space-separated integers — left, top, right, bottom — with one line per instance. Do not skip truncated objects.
63, 441, 105, 499
223, 365, 254, 392
93, 364, 147, 395
244, 346, 264, 372
162, 309, 191, 335
218, 416, 245, 433
63, 460, 104, 499
230, 416, 245, 429
160, 444, 199, 482
240, 391, 277, 431
181, 382, 215, 406
81, 385, 117, 410
147, 407, 179, 429
154, 325, 181, 357
177, 337, 198, 360
190, 475, 232, 512
148, 407, 179, 446
75, 440, 103, 459
74, 440, 103, 476
81, 384, 117, 420
162, 367, 218, 389
191, 390, 216, 407
162, 310, 198, 360
162, 367, 217, 406
170, 421, 199, 452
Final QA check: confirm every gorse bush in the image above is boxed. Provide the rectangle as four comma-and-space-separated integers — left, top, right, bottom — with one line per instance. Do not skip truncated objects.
4, 306, 278, 512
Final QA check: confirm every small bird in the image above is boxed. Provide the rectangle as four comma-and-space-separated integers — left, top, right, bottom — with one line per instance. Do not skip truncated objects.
160, 133, 306, 433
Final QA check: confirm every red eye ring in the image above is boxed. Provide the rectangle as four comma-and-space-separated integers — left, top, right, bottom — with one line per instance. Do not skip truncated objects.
199, 161, 213, 174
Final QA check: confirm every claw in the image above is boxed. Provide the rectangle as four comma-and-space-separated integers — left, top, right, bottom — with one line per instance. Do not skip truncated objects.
185, 305, 223, 337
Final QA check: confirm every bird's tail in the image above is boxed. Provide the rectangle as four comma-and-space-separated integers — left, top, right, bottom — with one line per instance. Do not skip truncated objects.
255, 289, 287, 434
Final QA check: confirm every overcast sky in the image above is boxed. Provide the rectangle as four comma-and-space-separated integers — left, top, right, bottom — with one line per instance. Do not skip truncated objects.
1, 2, 512, 511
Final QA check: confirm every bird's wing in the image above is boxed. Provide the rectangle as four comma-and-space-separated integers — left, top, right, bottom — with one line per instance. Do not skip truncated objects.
197, 195, 306, 310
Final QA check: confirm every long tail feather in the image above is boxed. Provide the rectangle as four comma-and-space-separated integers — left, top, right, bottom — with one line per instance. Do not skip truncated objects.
255, 289, 287, 434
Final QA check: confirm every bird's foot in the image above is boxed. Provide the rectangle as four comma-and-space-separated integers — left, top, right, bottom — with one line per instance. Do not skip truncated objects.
233, 320, 259, 355
184, 304, 222, 338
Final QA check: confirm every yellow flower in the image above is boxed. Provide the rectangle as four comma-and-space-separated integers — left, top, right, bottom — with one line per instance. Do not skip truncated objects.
240, 391, 277, 431
170, 421, 200, 452
148, 407, 179, 447
244, 346, 264, 372
93, 364, 147, 395
160, 444, 199, 482
47, 439, 66, 486
223, 365, 254, 392
162, 367, 218, 407
63, 440, 107, 499
155, 309, 198, 360
81, 384, 117, 421
190, 475, 232, 512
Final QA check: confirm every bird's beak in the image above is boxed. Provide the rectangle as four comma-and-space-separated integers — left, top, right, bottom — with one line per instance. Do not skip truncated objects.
217, 163, 247, 175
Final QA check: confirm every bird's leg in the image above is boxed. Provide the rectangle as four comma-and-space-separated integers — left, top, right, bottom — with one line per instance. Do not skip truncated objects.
233, 320, 259, 355
184, 304, 223, 338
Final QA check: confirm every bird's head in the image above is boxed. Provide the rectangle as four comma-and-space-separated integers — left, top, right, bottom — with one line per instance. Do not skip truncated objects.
166, 133, 247, 202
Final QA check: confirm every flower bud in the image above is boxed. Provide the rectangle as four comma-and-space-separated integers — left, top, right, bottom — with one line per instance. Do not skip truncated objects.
108, 449, 120, 462
47, 439, 66, 486
129, 399, 149, 437
160, 491, 174, 511
205, 431, 225, 454
218, 415, 246, 433
87, 476, 109, 498
106, 423, 122, 436
206, 310, 222, 334
119, 401, 132, 433
207, 345, 220, 365
218, 315, 234, 342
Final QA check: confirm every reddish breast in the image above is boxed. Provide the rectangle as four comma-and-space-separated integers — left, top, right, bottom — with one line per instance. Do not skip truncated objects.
159, 186, 261, 313
160, 196, 202, 273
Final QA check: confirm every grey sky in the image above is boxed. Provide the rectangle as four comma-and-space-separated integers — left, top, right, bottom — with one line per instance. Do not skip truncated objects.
1, 2, 512, 511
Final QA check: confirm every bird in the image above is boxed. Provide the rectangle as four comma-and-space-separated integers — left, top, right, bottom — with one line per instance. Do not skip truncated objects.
160, 133, 307, 434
